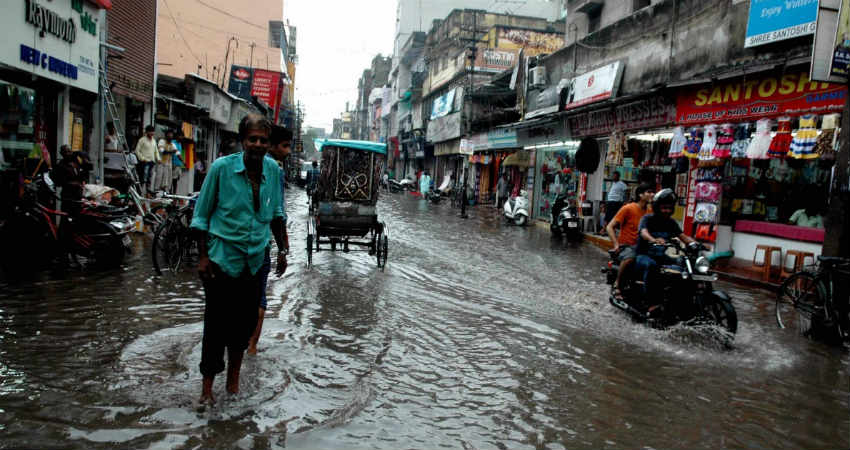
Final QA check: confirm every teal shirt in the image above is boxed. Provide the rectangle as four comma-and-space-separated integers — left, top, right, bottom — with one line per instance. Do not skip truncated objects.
190, 153, 284, 277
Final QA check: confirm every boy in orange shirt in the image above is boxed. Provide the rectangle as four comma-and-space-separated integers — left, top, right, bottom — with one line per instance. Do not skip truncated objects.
606, 183, 654, 299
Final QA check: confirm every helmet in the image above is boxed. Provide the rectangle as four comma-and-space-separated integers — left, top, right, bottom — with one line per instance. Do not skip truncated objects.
652, 188, 677, 211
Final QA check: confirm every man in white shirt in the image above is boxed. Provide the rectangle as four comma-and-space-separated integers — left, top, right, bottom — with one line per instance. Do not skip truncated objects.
134, 125, 159, 194
605, 171, 629, 227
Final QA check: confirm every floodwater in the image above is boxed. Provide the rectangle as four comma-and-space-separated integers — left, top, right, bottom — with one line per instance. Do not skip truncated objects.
0, 188, 847, 449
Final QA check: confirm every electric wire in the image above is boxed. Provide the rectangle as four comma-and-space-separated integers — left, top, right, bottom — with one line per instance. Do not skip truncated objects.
162, 0, 203, 65
192, 0, 267, 31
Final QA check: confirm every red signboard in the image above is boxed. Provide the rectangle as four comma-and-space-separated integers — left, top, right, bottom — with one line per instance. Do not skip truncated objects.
250, 69, 283, 121
676, 72, 846, 125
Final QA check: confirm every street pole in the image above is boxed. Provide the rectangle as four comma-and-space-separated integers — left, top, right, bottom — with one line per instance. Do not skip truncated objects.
823, 79, 850, 257
460, 11, 478, 219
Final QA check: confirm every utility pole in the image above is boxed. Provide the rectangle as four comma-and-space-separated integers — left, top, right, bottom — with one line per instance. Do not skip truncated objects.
823, 79, 850, 257
459, 10, 480, 219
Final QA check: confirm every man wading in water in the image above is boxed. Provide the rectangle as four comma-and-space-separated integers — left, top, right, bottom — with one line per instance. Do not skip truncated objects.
191, 114, 287, 405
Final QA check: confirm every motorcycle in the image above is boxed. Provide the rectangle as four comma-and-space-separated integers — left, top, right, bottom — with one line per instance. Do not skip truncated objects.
602, 239, 738, 344
424, 188, 442, 204
549, 193, 581, 242
0, 174, 132, 273
388, 176, 415, 192
504, 190, 530, 226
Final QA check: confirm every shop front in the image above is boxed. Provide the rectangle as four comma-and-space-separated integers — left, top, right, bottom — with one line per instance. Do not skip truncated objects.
673, 69, 846, 262
428, 111, 463, 189
0, 0, 105, 216
566, 92, 678, 228
467, 128, 521, 205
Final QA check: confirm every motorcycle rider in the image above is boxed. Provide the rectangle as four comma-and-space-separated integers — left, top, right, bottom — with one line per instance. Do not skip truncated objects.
606, 183, 654, 300
635, 189, 696, 299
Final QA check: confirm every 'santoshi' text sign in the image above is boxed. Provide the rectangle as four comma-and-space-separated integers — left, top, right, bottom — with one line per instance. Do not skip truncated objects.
745, 0, 819, 48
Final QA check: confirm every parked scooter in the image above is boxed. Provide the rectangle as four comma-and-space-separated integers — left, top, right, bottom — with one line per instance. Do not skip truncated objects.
601, 239, 738, 346
503, 190, 530, 226
389, 176, 415, 192
424, 189, 442, 204
549, 192, 581, 241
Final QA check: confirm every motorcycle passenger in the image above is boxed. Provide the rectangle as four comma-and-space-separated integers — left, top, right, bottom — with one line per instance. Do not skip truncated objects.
606, 183, 654, 300
635, 188, 696, 299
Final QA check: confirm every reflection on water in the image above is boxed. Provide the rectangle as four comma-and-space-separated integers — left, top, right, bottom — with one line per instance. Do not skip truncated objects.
0, 189, 847, 449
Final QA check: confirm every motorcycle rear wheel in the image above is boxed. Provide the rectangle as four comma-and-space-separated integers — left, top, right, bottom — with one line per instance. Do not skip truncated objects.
550, 223, 562, 236
514, 215, 527, 226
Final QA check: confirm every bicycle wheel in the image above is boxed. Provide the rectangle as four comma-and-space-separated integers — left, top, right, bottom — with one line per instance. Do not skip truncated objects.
776, 271, 824, 335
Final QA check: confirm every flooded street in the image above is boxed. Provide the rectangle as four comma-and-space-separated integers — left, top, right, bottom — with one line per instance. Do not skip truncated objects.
1, 188, 847, 449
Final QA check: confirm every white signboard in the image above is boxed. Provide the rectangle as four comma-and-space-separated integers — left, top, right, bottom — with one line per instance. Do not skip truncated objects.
562, 61, 624, 111
1, 0, 102, 93
430, 88, 456, 120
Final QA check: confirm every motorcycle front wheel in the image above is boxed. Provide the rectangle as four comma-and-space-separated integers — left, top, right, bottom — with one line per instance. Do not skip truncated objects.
708, 297, 738, 335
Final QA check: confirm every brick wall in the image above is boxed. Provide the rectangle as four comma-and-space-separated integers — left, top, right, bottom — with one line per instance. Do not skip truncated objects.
106, 0, 157, 103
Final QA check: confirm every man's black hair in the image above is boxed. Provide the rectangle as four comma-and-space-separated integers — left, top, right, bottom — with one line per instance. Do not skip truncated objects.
145, 125, 155, 133
238, 114, 272, 141
270, 127, 293, 146
635, 183, 654, 197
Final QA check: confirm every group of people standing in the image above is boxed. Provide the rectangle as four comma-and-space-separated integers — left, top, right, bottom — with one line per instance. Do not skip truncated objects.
130, 125, 186, 195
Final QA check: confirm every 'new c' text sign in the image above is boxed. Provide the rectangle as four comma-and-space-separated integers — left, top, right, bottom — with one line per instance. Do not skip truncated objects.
745, 0, 819, 48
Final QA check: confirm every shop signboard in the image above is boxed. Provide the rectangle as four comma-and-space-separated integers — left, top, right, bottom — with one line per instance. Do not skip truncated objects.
487, 129, 518, 149
676, 71, 846, 125
227, 65, 254, 100
426, 112, 462, 143
810, 0, 849, 83
568, 94, 676, 137
4, 0, 102, 93
430, 88, 456, 120
745, 0, 818, 48
562, 61, 624, 112
251, 69, 282, 110
497, 28, 564, 57
459, 138, 474, 155
473, 47, 519, 73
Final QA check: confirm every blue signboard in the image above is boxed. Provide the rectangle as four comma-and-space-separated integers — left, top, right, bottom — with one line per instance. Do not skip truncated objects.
745, 0, 819, 48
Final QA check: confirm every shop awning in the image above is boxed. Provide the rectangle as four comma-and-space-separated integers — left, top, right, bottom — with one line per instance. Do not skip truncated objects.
501, 151, 532, 168
157, 95, 206, 111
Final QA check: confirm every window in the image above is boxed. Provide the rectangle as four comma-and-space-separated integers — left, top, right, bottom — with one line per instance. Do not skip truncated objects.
633, 0, 651, 11
587, 9, 601, 34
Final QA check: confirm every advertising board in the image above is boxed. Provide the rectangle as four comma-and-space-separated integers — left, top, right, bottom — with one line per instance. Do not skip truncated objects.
745, 0, 818, 48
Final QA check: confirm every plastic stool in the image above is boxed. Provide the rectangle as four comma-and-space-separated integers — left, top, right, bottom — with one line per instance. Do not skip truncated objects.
580, 216, 596, 232
753, 245, 782, 282
780, 250, 815, 280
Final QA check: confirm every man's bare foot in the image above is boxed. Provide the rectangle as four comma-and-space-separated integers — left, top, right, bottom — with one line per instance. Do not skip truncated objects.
226, 353, 243, 394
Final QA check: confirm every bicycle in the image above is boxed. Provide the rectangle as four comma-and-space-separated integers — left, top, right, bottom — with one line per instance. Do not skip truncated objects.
151, 193, 198, 275
776, 255, 850, 343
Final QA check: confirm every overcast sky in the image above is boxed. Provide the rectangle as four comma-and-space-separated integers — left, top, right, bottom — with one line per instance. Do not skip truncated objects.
286, 0, 396, 134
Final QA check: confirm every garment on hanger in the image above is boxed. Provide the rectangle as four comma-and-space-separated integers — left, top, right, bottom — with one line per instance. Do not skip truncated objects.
698, 124, 717, 161
815, 113, 839, 161
713, 123, 734, 158
683, 127, 702, 159
767, 116, 792, 158
789, 114, 819, 159
730, 122, 751, 158
746, 118, 773, 159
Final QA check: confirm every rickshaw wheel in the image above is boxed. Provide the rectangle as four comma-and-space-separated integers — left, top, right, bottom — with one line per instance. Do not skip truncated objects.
380, 234, 388, 271
306, 233, 313, 266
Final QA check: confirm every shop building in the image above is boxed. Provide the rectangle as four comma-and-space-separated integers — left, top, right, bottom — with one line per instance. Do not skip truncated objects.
0, 0, 108, 217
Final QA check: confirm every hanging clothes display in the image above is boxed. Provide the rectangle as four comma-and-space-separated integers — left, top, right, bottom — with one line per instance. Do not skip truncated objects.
767, 116, 792, 158
683, 127, 702, 159
730, 123, 751, 158
713, 123, 734, 159
668, 126, 686, 158
789, 114, 819, 159
816, 113, 839, 161
606, 131, 626, 166
698, 124, 717, 161
746, 118, 773, 159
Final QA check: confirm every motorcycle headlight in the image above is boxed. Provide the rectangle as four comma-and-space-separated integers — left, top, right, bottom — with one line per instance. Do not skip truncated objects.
695, 256, 710, 274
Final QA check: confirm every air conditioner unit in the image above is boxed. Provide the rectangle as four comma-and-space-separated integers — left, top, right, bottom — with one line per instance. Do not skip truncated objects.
530, 66, 547, 88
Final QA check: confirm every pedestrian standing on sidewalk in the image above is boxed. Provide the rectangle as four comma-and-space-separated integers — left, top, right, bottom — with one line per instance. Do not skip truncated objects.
134, 125, 159, 195
248, 127, 291, 355
157, 130, 177, 193
496, 173, 507, 208
605, 171, 628, 228
190, 114, 286, 405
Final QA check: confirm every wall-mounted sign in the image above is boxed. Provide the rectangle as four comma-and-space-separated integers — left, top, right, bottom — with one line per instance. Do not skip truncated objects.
568, 94, 676, 137
430, 88, 456, 120
745, 0, 818, 48
497, 28, 564, 57
562, 61, 624, 111
227, 65, 285, 123
427, 112, 462, 143
474, 47, 519, 73
676, 72, 846, 125
227, 65, 254, 100
2, 0, 101, 92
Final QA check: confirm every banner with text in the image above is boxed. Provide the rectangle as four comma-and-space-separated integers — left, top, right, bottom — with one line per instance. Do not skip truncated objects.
676, 72, 846, 125
568, 94, 676, 137
562, 61, 624, 111
745, 0, 818, 48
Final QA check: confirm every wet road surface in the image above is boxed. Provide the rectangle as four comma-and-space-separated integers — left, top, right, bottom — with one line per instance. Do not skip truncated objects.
1, 188, 848, 449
